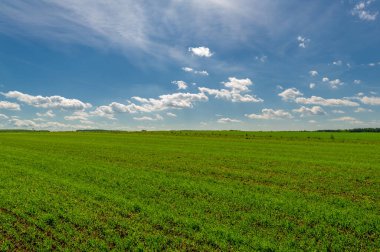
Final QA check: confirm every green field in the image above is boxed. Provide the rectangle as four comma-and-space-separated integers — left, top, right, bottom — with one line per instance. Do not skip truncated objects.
0, 131, 379, 251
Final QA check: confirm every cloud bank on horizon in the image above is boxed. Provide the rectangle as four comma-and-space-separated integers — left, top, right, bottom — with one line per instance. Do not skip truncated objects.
0, 0, 379, 131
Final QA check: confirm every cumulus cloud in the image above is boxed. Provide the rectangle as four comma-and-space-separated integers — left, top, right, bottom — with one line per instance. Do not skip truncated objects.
328, 79, 344, 89
322, 77, 329, 82
279, 87, 360, 107
332, 109, 345, 114
295, 96, 359, 107
199, 77, 263, 103
64, 111, 90, 121
172, 80, 188, 90
354, 107, 373, 113
0, 114, 9, 120
181, 67, 209, 76
352, 1, 378, 21
0, 101, 21, 110
292, 106, 326, 117
166, 112, 177, 117
133, 114, 163, 121
9, 118, 36, 128
309, 83, 316, 89
278, 88, 303, 101
92, 91, 208, 118
217, 117, 241, 123
358, 96, 380, 105
132, 92, 208, 111
245, 109, 293, 120
297, 36, 310, 48
354, 80, 362, 84
2, 91, 91, 110
9, 118, 94, 130
188, 46, 213, 57
331, 116, 362, 124
255, 55, 268, 63
332, 60, 342, 66
36, 110, 55, 118
309, 70, 318, 77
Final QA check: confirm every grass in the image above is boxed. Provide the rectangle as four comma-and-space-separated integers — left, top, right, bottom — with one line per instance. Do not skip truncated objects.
0, 131, 379, 251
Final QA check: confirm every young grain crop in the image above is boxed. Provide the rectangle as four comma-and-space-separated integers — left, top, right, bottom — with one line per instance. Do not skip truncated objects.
0, 131, 379, 251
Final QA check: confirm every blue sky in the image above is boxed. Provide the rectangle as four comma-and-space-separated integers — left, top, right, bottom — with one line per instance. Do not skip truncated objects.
0, 0, 379, 131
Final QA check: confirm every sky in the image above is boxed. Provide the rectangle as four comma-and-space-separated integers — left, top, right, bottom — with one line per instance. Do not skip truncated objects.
0, 0, 379, 131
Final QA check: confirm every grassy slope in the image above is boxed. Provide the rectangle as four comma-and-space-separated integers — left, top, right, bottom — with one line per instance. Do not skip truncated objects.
0, 131, 379, 251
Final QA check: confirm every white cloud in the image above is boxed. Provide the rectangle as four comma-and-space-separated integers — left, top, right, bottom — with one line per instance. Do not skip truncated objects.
354, 80, 362, 84
331, 116, 362, 124
90, 105, 117, 119
328, 79, 344, 89
64, 111, 90, 121
9, 118, 94, 130
9, 118, 36, 128
332, 60, 342, 66
255, 55, 267, 63
188, 46, 213, 57
0, 101, 21, 110
309, 83, 316, 89
199, 77, 263, 103
166, 112, 177, 117
132, 92, 208, 111
182, 67, 193, 72
295, 96, 359, 107
93, 91, 208, 118
354, 107, 373, 113
297, 36, 310, 48
217, 117, 241, 123
278, 88, 303, 101
2, 91, 91, 110
245, 109, 293, 120
368, 63, 376, 67
195, 70, 209, 76
332, 109, 345, 114
292, 106, 326, 117
352, 1, 378, 21
322, 77, 329, 82
358, 96, 380, 105
0, 114, 9, 120
279, 88, 360, 107
309, 70, 318, 77
181, 67, 209, 76
36, 110, 55, 118
172, 80, 188, 90
133, 114, 163, 121
276, 85, 284, 90
308, 120, 317, 123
